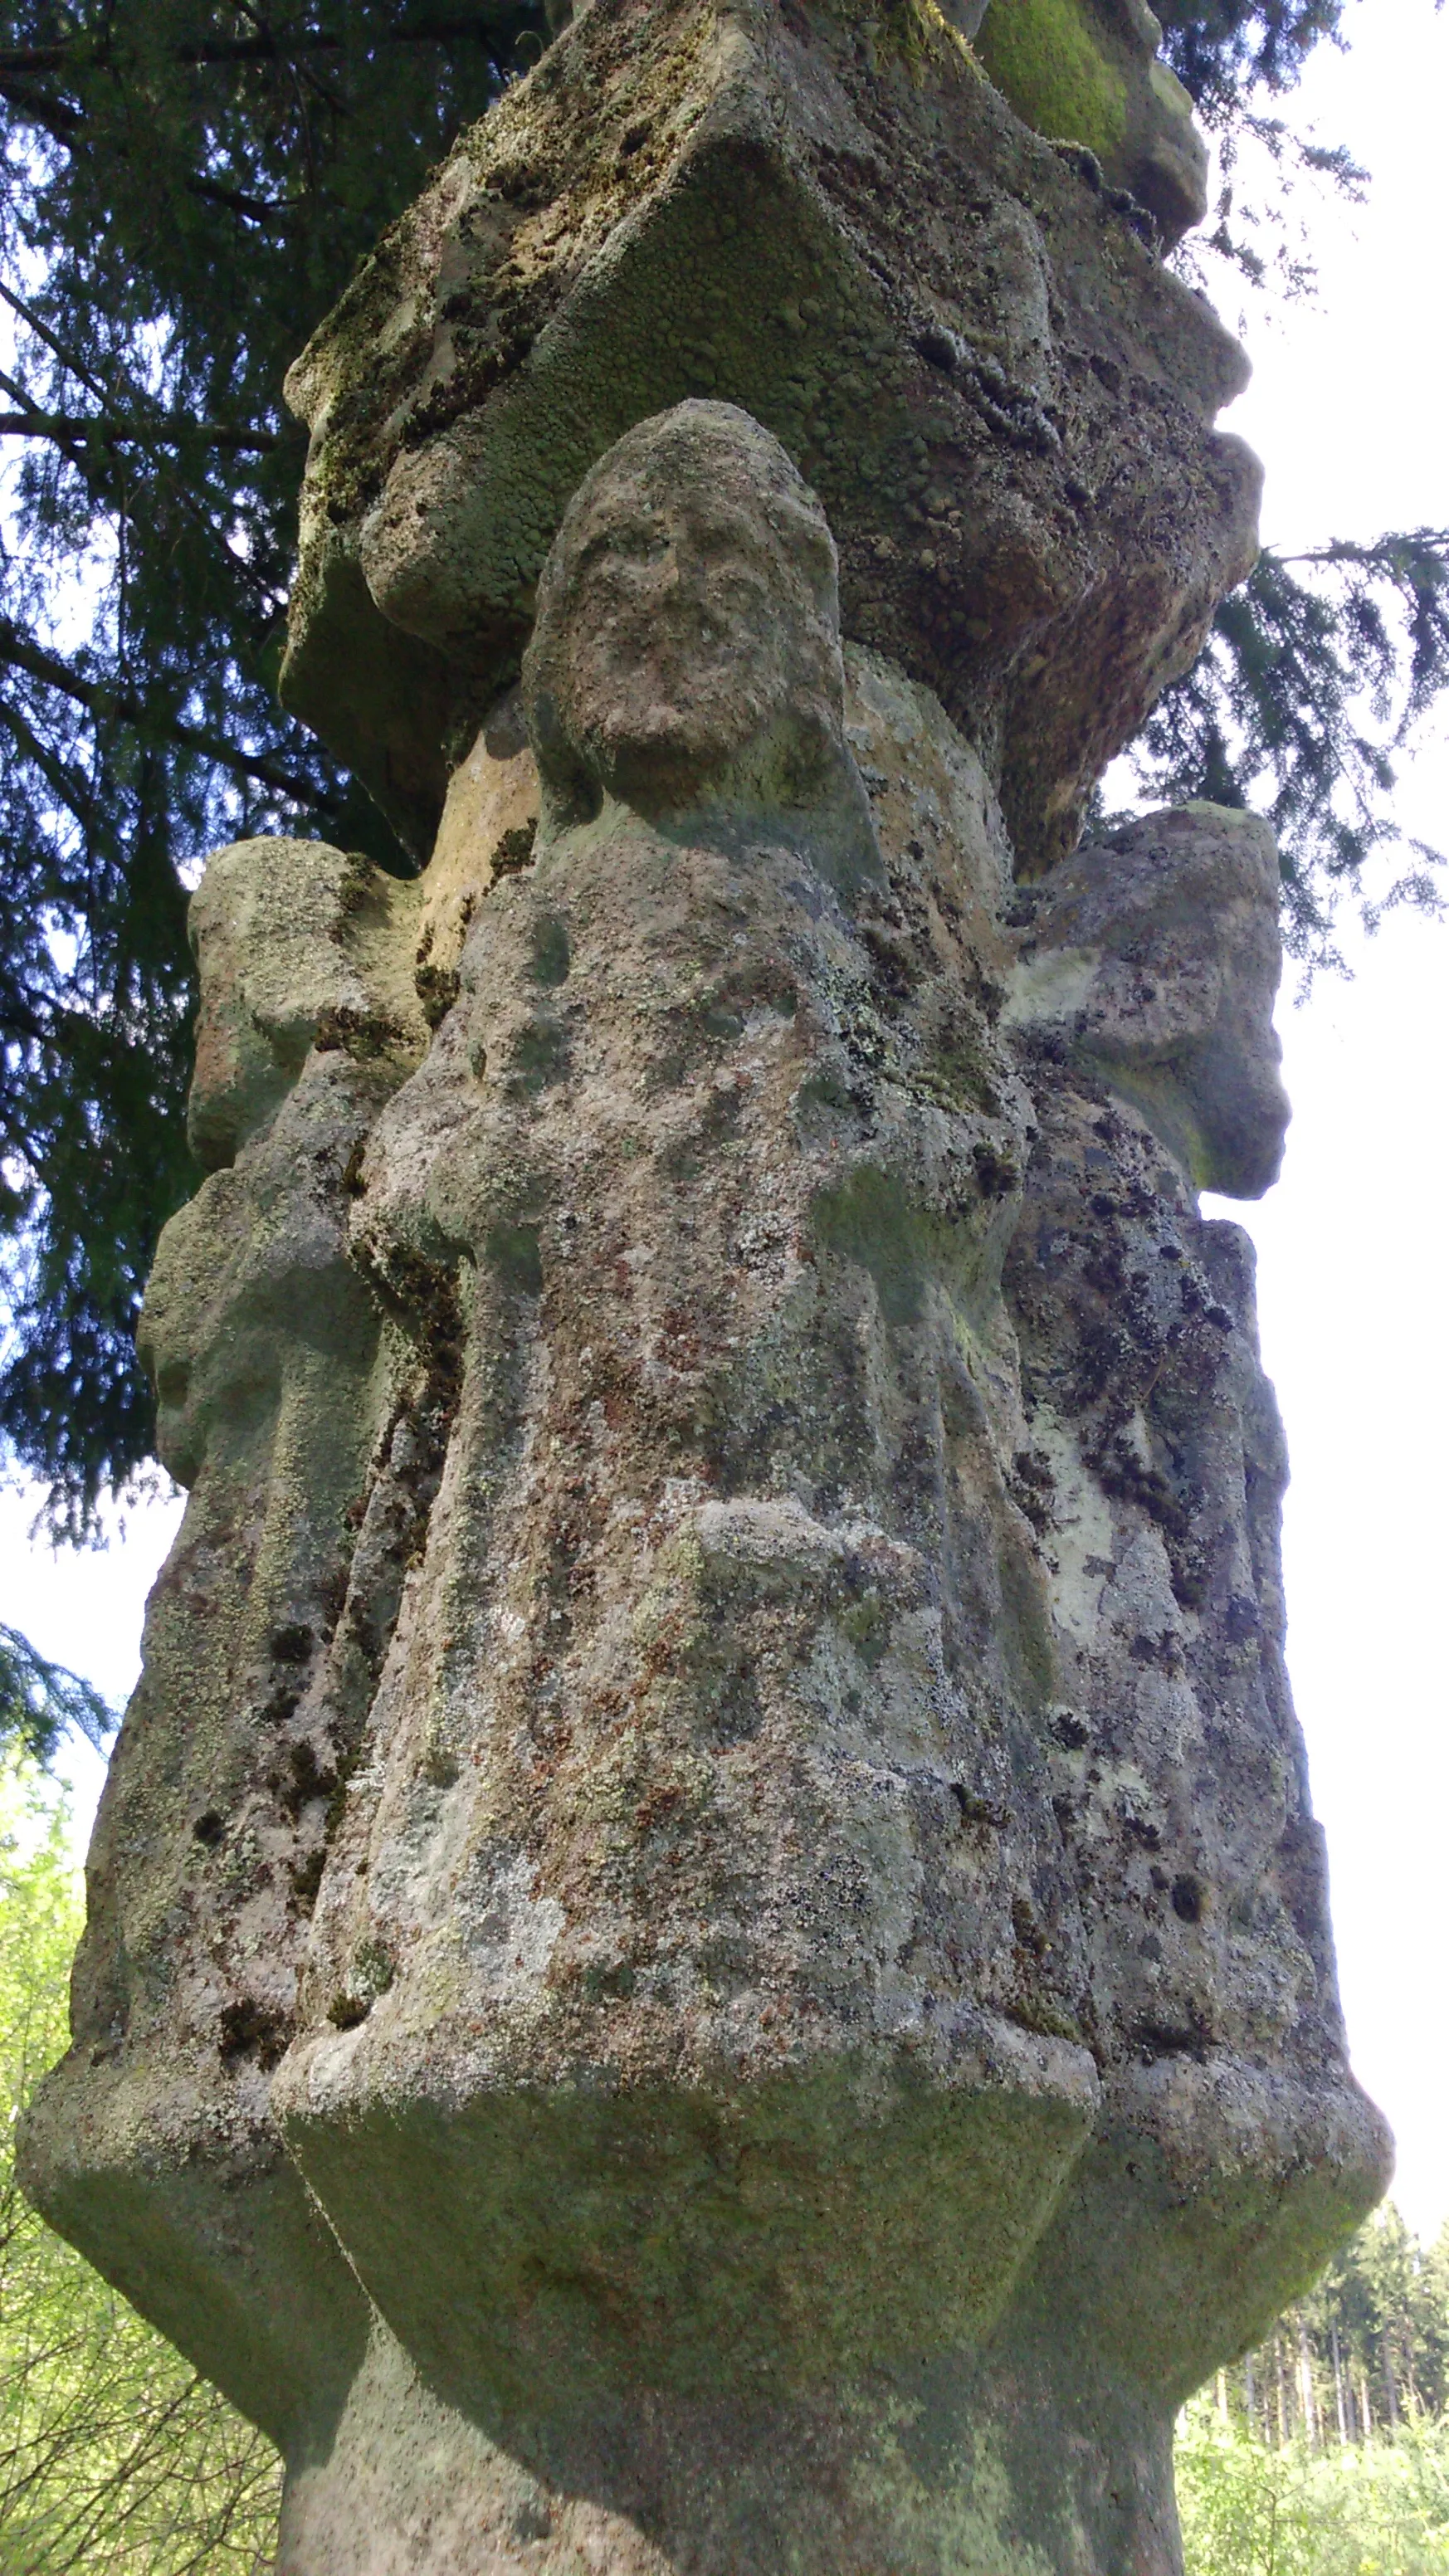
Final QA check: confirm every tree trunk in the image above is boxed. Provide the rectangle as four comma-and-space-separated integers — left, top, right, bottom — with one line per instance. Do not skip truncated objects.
1296, 2314, 1318, 2449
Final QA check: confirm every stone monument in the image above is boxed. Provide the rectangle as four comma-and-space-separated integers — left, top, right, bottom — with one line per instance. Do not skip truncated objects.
21, 1, 1390, 2569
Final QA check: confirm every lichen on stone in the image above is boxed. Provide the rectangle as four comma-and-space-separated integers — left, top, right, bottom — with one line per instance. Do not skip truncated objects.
17, 16, 1388, 2570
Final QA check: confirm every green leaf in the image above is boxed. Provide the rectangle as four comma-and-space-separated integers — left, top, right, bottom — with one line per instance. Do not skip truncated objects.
0, 1752, 282, 2568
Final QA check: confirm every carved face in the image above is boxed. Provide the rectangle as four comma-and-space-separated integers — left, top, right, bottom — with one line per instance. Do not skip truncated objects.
1005, 806, 1291, 1198
524, 402, 844, 813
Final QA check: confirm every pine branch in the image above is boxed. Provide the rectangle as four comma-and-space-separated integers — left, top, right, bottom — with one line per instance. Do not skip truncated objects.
0, 359, 285, 625
0, 5, 528, 155
183, 173, 306, 222
0, 1621, 113, 1764
0, 17, 521, 78
1129, 525, 1449, 969
0, 411, 277, 451
0, 73, 82, 143
1276, 532, 1449, 573
0, 280, 110, 407
0, 695, 98, 832
0, 617, 329, 807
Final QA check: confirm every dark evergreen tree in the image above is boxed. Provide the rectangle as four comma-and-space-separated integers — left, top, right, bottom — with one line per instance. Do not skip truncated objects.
1155, 0, 1344, 117
1223, 2204, 1449, 2447
0, 2, 539, 1546
1129, 530, 1449, 971
1139, 0, 1449, 972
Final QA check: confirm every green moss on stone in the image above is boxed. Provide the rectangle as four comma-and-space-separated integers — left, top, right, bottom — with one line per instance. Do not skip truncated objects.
974, 0, 1128, 162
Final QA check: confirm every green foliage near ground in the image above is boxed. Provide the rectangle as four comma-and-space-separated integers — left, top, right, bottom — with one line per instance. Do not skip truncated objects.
1177, 2202, 1449, 2576
1216, 2206, 1449, 2446
4, 1744, 1449, 2574
1178, 2408, 1449, 2576
0, 1754, 281, 2573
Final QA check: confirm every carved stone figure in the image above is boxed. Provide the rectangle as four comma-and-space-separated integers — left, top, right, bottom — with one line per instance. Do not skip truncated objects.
21, 2, 1389, 2568
269, 394, 1104, 2559
19, 840, 428, 2456
997, 804, 1382, 2447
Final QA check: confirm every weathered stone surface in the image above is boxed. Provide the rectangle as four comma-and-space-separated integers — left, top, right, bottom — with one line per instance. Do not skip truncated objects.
19, 840, 431, 2453
21, 3, 1388, 2556
281, 0, 1255, 870
973, 0, 1209, 243
1000, 810, 1382, 2398
271, 2306, 1202, 2576
268, 417, 1381, 2567
27, 402, 1382, 2569
1004, 802, 1290, 1198
271, 415, 1100, 2461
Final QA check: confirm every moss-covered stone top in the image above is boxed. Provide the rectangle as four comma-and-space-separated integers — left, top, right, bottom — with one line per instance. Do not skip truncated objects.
973, 0, 1208, 242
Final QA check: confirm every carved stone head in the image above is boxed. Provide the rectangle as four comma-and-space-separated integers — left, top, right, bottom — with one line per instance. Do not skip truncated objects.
1006, 803, 1291, 1197
522, 400, 847, 820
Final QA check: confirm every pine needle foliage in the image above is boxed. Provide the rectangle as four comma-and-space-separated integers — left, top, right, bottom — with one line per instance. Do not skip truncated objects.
1131, 531, 1449, 973
0, 1754, 282, 2572
1154, 0, 1344, 120
1154, 0, 1364, 303
1144, 0, 1449, 974
0, 1622, 110, 1766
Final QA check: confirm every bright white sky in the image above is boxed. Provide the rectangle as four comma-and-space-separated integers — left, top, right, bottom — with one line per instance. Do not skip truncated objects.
1194, 0, 1449, 2245
1, 0, 1446, 2243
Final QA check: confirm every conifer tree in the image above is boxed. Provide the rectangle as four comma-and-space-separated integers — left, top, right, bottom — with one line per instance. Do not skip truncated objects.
0, 2, 538, 1541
